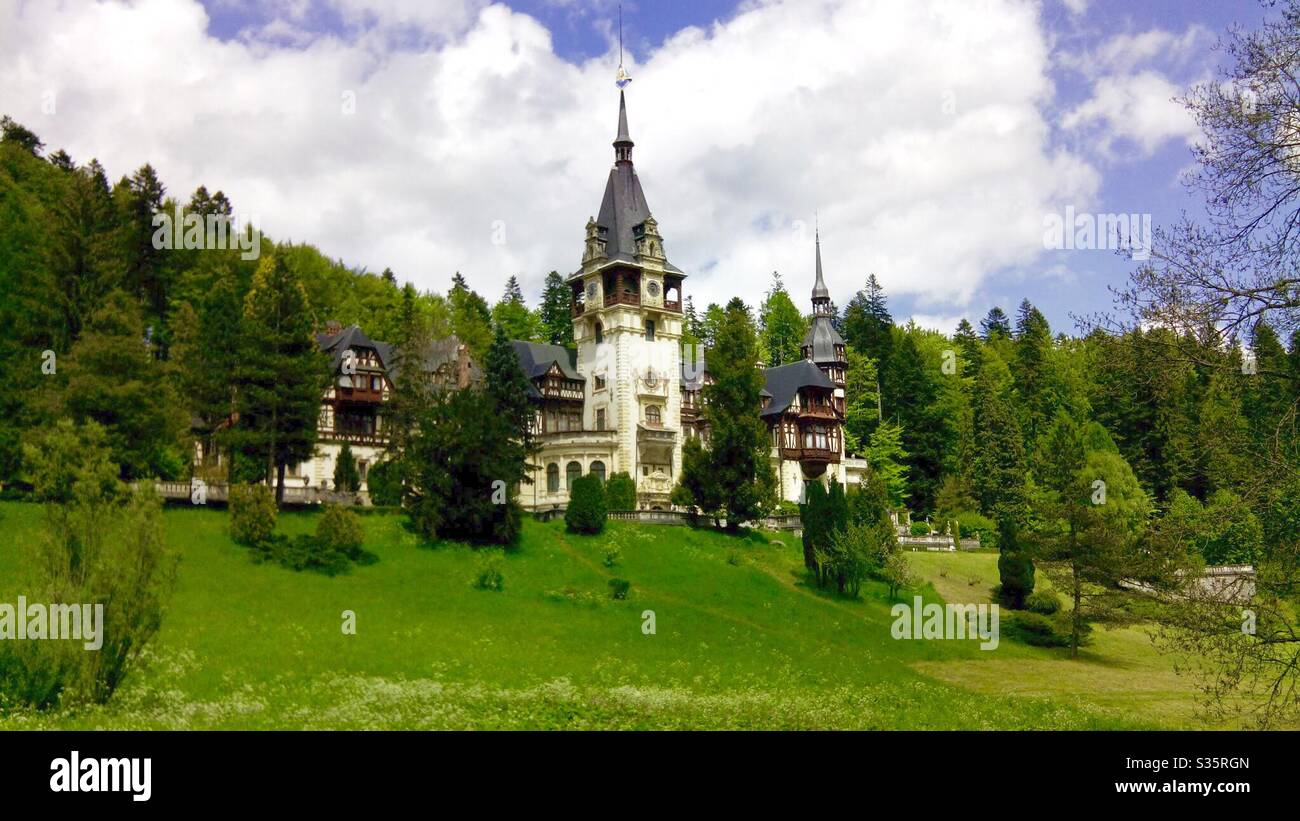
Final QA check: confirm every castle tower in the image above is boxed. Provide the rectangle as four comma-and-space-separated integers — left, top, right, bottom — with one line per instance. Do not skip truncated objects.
801, 231, 847, 410
569, 90, 688, 509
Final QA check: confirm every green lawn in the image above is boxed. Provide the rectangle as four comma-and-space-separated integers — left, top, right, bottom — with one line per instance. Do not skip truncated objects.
0, 501, 1230, 729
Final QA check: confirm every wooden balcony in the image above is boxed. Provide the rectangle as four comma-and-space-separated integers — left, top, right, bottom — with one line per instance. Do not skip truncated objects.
798, 404, 839, 420
571, 301, 585, 317
605, 290, 641, 308
337, 385, 384, 403
662, 299, 681, 313
779, 446, 840, 464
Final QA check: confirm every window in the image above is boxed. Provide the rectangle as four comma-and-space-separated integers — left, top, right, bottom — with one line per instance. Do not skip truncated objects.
596, 408, 606, 431
594, 322, 604, 344
566, 461, 582, 489
644, 320, 655, 341
646, 405, 661, 426
590, 461, 606, 483
547, 463, 560, 493
595, 374, 606, 390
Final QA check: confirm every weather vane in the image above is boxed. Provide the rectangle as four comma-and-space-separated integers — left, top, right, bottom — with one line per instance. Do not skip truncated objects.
615, 3, 632, 89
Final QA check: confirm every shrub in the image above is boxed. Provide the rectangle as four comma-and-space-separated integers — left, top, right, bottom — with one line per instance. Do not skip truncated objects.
608, 578, 631, 600
473, 550, 505, 591
602, 544, 622, 568
317, 505, 365, 560
230, 483, 277, 545
334, 443, 360, 492
605, 472, 637, 510
252, 534, 351, 576
565, 474, 606, 534
6, 423, 177, 709
772, 500, 801, 517
366, 458, 403, 507
954, 511, 995, 545
1025, 590, 1061, 615
909, 521, 930, 536
726, 550, 741, 566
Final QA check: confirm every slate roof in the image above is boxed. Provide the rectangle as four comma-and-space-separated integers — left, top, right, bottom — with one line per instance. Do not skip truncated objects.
760, 359, 835, 418
802, 232, 846, 362
511, 341, 583, 399
573, 91, 683, 278
801, 317, 845, 364
316, 324, 394, 373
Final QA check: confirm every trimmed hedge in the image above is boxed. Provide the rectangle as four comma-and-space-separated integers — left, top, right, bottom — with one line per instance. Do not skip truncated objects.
565, 474, 607, 534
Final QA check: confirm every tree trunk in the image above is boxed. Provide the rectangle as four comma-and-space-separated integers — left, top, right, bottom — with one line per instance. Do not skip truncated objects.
275, 460, 287, 506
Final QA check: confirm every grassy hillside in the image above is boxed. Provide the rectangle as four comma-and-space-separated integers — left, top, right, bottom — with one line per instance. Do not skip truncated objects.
0, 501, 1218, 729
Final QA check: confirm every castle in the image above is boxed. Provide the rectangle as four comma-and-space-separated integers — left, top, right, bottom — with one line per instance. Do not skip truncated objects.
292, 90, 868, 510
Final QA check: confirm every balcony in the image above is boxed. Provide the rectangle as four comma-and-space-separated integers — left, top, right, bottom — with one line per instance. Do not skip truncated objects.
798, 404, 839, 420
779, 446, 840, 464
605, 290, 641, 308
320, 429, 388, 447
662, 299, 681, 313
571, 301, 585, 317
337, 385, 384, 404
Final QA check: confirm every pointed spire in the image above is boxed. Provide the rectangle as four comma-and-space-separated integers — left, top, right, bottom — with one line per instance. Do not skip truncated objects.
812, 227, 829, 302
614, 89, 633, 164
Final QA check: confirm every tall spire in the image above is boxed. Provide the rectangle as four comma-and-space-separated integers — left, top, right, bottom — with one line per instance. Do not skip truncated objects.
614, 90, 633, 164
812, 227, 829, 303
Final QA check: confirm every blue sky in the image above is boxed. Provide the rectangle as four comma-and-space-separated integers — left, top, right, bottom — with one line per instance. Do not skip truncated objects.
2, 0, 1271, 336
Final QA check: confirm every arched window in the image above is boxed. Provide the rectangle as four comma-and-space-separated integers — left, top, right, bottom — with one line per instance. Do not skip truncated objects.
566, 461, 582, 489
646, 405, 661, 426
590, 461, 606, 483
546, 463, 559, 493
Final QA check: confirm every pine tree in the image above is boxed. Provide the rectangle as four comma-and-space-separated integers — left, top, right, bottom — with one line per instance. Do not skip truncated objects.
232, 251, 330, 504
52, 289, 187, 480
491, 275, 541, 341
758, 271, 808, 366
972, 352, 1033, 606
449, 272, 493, 357
1013, 299, 1053, 445
842, 347, 880, 453
843, 274, 893, 368
864, 420, 910, 507
334, 442, 360, 492
702, 298, 777, 530
683, 295, 701, 347
538, 271, 574, 346
402, 329, 531, 545
801, 479, 828, 573
954, 318, 981, 378
1029, 413, 1161, 656
699, 303, 726, 350
885, 333, 945, 512
980, 307, 1012, 342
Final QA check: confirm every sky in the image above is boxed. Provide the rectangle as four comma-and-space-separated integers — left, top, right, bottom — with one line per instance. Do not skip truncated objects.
0, 0, 1268, 335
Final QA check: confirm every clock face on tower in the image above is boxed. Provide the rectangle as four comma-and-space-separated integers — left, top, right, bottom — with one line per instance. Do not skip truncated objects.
647, 281, 660, 298
587, 282, 598, 301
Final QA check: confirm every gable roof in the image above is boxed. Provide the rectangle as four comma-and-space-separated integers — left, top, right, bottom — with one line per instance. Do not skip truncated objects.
316, 324, 394, 373
760, 359, 835, 418
511, 341, 582, 399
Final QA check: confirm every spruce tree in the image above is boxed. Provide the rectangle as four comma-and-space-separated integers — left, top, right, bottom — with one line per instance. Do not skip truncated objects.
232, 251, 330, 504
980, 307, 1012, 342
491, 275, 541, 341
758, 271, 808, 366
538, 271, 574, 346
334, 442, 360, 492
702, 298, 777, 530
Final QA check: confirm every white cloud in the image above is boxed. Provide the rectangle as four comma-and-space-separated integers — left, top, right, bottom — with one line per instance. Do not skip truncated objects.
1061, 69, 1198, 156
0, 0, 1099, 317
